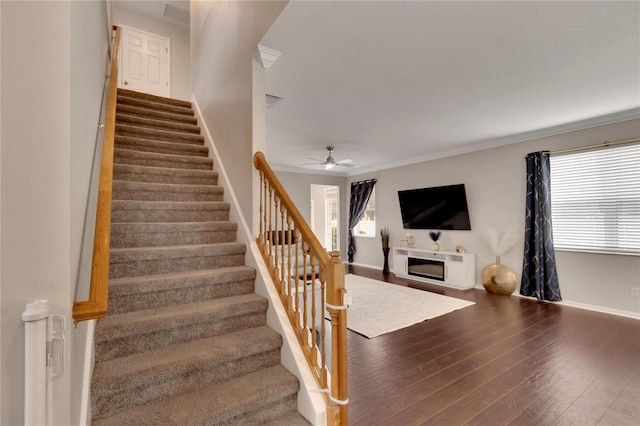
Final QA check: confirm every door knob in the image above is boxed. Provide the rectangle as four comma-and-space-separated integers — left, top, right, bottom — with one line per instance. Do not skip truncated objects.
124, 81, 128, 85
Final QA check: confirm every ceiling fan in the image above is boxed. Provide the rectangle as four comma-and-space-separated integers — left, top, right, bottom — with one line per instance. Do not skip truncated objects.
302, 146, 359, 170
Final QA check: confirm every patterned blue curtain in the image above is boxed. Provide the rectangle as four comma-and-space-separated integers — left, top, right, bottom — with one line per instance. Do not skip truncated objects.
348, 179, 376, 263
521, 152, 562, 301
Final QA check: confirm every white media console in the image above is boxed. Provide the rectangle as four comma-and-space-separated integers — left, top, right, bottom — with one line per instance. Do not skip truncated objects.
392, 247, 476, 290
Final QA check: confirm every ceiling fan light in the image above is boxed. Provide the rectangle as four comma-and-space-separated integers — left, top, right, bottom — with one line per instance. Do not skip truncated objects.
325, 163, 334, 170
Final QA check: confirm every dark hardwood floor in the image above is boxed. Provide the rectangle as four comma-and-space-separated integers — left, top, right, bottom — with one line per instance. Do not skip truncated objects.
345, 265, 640, 426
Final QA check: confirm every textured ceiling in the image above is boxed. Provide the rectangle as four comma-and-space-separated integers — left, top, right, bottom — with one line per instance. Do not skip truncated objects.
260, 1, 640, 176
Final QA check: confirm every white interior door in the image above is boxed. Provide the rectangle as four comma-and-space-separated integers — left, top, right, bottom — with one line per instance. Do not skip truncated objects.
119, 26, 170, 97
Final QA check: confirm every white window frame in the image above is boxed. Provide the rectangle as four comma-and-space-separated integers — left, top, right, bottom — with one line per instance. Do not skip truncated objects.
550, 143, 640, 256
354, 188, 376, 238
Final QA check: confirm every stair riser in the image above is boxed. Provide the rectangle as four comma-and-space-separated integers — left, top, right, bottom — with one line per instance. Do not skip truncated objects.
92, 349, 281, 420
116, 104, 198, 125
110, 229, 236, 248
111, 208, 229, 223
116, 114, 201, 134
113, 169, 217, 186
115, 138, 209, 157
228, 394, 299, 426
114, 151, 212, 170
95, 311, 267, 362
108, 279, 255, 314
116, 126, 204, 145
109, 253, 246, 279
112, 188, 223, 202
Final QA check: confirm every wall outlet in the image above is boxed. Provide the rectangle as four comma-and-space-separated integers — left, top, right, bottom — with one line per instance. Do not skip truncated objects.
630, 287, 640, 298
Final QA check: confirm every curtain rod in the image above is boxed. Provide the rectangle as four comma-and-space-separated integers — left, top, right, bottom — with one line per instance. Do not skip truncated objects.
547, 136, 640, 156
352, 179, 377, 185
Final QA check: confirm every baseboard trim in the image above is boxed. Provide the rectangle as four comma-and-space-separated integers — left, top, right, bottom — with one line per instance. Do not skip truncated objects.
483, 288, 640, 320
348, 261, 383, 271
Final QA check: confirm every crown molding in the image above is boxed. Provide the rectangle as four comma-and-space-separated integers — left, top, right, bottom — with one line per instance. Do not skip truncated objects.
345, 108, 640, 177
257, 45, 282, 69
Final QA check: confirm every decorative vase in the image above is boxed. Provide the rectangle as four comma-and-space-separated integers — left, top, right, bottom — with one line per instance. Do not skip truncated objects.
481, 256, 517, 295
431, 241, 440, 252
382, 247, 390, 274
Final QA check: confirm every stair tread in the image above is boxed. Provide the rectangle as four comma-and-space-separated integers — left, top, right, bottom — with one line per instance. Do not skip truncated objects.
117, 95, 194, 116
114, 147, 212, 163
111, 221, 237, 233
113, 180, 223, 193
115, 135, 209, 153
95, 293, 267, 342
263, 411, 311, 426
109, 265, 255, 294
110, 241, 245, 259
92, 326, 281, 390
111, 199, 230, 210
116, 103, 198, 124
93, 365, 299, 426
113, 163, 216, 177
116, 123, 204, 143
116, 112, 201, 133
118, 88, 192, 108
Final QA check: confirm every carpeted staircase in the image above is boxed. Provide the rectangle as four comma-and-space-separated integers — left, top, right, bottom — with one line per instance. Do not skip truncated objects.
91, 88, 309, 425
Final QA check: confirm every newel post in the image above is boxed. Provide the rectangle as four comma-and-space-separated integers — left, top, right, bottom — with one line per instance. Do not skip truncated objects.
326, 250, 348, 425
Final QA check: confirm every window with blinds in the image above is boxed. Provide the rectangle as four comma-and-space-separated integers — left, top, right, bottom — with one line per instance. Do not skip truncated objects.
549, 143, 640, 255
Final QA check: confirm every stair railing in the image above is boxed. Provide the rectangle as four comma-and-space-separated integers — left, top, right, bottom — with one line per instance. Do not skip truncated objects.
72, 26, 121, 322
253, 152, 348, 425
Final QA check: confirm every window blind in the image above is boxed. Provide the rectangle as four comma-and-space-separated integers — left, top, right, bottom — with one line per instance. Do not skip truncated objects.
549, 143, 640, 255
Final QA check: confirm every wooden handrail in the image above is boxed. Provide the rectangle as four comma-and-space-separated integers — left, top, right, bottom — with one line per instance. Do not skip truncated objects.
72, 26, 121, 322
253, 151, 348, 425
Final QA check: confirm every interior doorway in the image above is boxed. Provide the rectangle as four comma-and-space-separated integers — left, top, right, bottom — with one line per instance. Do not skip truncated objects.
310, 184, 340, 251
119, 25, 170, 97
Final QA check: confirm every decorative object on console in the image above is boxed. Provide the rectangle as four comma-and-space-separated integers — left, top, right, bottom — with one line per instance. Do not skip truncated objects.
455, 245, 466, 254
380, 227, 390, 273
399, 233, 415, 247
429, 231, 441, 251
481, 228, 519, 295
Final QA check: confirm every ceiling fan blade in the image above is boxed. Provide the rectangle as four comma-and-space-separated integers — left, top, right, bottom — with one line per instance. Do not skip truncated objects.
300, 162, 324, 166
307, 157, 326, 163
336, 158, 354, 163
336, 162, 360, 168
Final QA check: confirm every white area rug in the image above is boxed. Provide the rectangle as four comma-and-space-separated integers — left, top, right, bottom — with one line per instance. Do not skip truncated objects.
343, 274, 475, 338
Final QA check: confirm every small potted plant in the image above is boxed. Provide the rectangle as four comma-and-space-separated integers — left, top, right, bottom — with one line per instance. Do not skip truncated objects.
380, 227, 391, 273
429, 231, 441, 252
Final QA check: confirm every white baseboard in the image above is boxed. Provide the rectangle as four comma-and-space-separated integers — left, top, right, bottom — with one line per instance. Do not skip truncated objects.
500, 289, 640, 320
348, 261, 383, 271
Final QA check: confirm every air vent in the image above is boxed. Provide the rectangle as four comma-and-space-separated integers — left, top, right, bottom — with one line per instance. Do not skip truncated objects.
266, 94, 282, 108
164, 3, 189, 26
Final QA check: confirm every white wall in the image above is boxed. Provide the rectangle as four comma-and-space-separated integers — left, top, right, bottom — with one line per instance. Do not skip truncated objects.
275, 172, 348, 259
1, 2, 73, 424
113, 6, 191, 101
191, 0, 287, 221
0, 2, 109, 423
347, 119, 640, 317
0, 1, 3, 416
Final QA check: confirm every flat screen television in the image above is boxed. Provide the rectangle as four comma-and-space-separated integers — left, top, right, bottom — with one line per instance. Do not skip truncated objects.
398, 184, 471, 230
